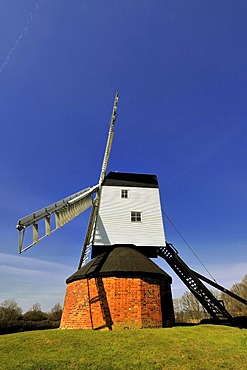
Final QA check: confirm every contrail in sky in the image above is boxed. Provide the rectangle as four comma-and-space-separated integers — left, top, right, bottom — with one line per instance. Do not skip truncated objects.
0, 0, 45, 75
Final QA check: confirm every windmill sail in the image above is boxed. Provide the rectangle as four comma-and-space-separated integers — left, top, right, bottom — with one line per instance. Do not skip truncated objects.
16, 185, 98, 253
16, 90, 119, 257
78, 90, 119, 268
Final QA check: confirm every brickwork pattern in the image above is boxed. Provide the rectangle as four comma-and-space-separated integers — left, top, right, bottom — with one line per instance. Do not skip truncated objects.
60, 276, 173, 330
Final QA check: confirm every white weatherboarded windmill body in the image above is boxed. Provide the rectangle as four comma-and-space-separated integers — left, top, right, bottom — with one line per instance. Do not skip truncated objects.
93, 172, 166, 248
16, 91, 246, 329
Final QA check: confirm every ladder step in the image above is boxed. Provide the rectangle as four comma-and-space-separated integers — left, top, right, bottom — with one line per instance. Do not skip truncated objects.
157, 243, 233, 322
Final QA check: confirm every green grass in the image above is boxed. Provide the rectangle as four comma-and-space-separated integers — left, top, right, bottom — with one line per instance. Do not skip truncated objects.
0, 325, 246, 370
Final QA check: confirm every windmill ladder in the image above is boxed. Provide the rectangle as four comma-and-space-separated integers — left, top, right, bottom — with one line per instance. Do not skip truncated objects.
157, 243, 234, 322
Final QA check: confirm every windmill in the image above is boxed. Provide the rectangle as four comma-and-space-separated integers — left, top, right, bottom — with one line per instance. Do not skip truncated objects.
16, 91, 246, 329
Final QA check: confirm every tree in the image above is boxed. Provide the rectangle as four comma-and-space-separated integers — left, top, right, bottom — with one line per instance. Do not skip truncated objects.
23, 303, 47, 321
30, 303, 42, 312
0, 299, 22, 322
180, 291, 209, 322
48, 303, 63, 321
173, 291, 222, 323
221, 274, 247, 316
173, 298, 185, 322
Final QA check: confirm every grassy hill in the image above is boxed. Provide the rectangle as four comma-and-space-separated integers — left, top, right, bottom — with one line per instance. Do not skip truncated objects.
0, 325, 246, 370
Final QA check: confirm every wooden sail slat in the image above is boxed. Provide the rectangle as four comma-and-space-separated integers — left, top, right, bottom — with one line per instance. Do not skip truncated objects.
17, 187, 98, 253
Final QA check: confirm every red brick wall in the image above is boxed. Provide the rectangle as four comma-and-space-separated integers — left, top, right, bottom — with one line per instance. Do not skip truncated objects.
60, 276, 173, 330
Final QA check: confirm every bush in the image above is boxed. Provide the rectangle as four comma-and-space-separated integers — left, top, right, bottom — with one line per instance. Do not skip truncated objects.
233, 316, 247, 329
0, 319, 60, 335
23, 310, 48, 321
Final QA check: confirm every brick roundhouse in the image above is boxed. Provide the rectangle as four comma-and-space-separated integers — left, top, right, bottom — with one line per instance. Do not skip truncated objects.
60, 245, 175, 330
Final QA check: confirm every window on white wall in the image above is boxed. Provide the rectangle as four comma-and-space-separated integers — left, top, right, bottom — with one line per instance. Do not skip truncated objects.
121, 189, 129, 198
131, 211, 142, 222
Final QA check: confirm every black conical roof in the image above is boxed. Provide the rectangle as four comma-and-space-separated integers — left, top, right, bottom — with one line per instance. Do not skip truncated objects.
67, 246, 172, 284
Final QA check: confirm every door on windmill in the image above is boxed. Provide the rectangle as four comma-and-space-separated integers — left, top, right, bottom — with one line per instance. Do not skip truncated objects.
93, 172, 166, 248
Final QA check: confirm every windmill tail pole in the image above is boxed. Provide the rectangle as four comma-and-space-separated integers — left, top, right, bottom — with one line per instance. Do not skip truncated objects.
98, 90, 119, 185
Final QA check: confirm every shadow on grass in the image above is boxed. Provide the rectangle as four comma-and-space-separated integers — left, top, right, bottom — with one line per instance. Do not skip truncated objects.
175, 315, 247, 329
174, 322, 199, 327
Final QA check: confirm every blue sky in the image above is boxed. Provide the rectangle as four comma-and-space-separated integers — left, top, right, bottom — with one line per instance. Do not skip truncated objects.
0, 0, 246, 312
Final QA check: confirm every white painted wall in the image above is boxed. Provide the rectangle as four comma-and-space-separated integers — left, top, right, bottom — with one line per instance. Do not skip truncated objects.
93, 185, 166, 246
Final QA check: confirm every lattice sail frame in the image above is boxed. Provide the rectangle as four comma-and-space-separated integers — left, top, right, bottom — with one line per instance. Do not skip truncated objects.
16, 185, 98, 253
16, 90, 119, 256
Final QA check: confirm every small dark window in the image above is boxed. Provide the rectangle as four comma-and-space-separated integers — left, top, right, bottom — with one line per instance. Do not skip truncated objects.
131, 211, 142, 222
121, 190, 129, 198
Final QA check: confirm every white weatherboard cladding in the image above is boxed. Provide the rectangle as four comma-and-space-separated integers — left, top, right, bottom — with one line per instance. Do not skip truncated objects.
93, 185, 166, 246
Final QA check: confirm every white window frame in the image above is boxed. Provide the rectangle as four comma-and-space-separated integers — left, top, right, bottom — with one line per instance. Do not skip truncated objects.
121, 189, 129, 199
131, 211, 142, 222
